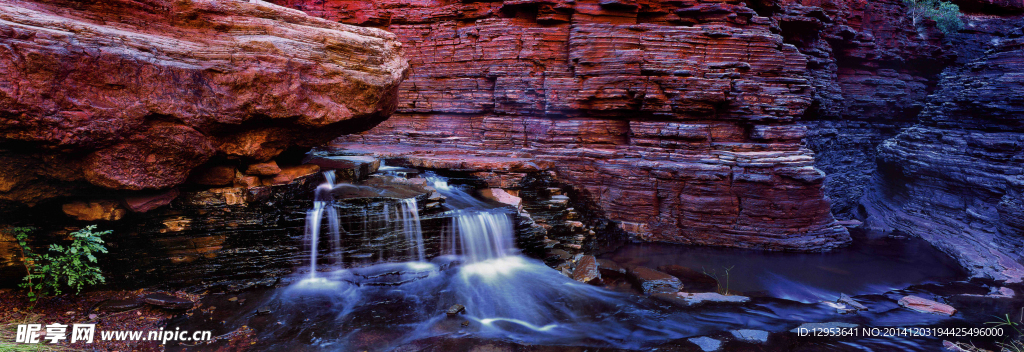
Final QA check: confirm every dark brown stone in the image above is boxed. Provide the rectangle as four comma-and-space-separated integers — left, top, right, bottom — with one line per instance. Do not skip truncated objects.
571, 255, 601, 284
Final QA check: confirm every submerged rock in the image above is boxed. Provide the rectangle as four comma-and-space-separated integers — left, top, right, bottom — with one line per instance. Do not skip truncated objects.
657, 265, 719, 292
627, 266, 683, 294
143, 293, 194, 310
898, 295, 957, 316
677, 292, 750, 306
446, 304, 466, 317
596, 260, 627, 279
730, 329, 769, 344
688, 336, 723, 351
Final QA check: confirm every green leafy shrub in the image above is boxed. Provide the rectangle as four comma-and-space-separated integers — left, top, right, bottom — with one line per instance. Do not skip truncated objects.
905, 0, 964, 35
12, 225, 110, 302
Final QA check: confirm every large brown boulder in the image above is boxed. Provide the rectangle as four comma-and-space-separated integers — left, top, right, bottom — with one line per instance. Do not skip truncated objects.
0, 0, 408, 205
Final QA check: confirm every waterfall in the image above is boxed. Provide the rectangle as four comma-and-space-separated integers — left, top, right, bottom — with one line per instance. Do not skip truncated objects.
304, 171, 341, 278
399, 198, 426, 262
454, 211, 514, 263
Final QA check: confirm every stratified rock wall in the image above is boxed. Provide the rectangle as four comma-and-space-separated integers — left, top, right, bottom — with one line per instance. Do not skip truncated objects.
862, 16, 1024, 282
275, 0, 851, 250
0, 0, 408, 204
767, 0, 950, 218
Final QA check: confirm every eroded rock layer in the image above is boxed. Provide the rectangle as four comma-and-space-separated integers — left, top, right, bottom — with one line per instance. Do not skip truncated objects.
862, 16, 1024, 282
274, 0, 851, 250
772, 0, 950, 219
0, 0, 408, 205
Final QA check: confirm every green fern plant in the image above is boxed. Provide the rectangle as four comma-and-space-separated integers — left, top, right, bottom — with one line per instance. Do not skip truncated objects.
905, 0, 964, 35
12, 225, 110, 302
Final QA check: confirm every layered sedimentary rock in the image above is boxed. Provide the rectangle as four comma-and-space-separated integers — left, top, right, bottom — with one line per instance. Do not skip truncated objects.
862, 16, 1024, 282
0, 0, 408, 206
275, 0, 851, 250
765, 0, 950, 218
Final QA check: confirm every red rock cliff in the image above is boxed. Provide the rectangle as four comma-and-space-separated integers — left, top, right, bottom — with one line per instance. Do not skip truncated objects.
272, 0, 852, 250
0, 0, 409, 208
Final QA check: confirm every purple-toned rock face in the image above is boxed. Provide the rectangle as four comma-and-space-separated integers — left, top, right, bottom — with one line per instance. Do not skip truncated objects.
862, 15, 1024, 283
274, 0, 852, 251
0, 0, 408, 204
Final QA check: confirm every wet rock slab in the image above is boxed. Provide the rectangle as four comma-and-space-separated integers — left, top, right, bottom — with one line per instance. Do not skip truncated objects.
143, 293, 194, 310
898, 295, 957, 316
628, 266, 683, 294
730, 329, 769, 344
687, 336, 723, 351
654, 292, 750, 307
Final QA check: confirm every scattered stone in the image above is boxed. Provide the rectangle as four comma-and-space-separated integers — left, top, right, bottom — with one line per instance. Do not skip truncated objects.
993, 287, 1015, 298
62, 200, 126, 221
838, 293, 868, 309
123, 189, 180, 213
688, 336, 722, 351
571, 255, 601, 284
657, 265, 719, 292
245, 161, 282, 176
480, 188, 523, 210
447, 304, 466, 317
304, 155, 380, 181
627, 266, 683, 294
730, 329, 769, 344
898, 295, 957, 316
262, 164, 320, 186
597, 259, 627, 276
676, 292, 750, 306
228, 297, 238, 302
546, 249, 572, 261
97, 299, 143, 312
88, 314, 98, 320
790, 322, 858, 333
461, 321, 470, 327
142, 293, 194, 310
234, 171, 262, 188
256, 307, 272, 316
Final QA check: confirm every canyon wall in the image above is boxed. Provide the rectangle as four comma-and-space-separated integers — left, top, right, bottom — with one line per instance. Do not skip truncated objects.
770, 0, 950, 219
273, 0, 952, 250
0, 0, 408, 209
862, 14, 1024, 282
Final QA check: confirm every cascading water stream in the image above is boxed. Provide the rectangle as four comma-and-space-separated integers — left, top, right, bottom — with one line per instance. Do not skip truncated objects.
399, 198, 426, 262
304, 171, 341, 279
172, 172, 975, 352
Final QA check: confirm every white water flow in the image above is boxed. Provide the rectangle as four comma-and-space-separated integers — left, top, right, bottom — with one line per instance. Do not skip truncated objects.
399, 198, 426, 262
284, 172, 706, 349
304, 171, 341, 279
